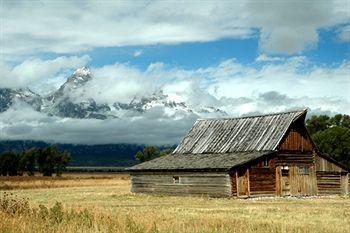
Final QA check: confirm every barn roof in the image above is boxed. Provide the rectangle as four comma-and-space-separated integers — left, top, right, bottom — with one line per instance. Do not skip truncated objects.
129, 109, 309, 172
128, 151, 275, 172
173, 109, 307, 154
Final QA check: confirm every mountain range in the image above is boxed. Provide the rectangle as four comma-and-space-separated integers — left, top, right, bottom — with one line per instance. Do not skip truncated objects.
0, 67, 227, 120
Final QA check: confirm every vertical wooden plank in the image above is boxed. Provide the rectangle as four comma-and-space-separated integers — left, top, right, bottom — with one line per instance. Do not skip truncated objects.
227, 174, 233, 197
276, 166, 282, 196
235, 170, 239, 197
341, 173, 349, 195
301, 135, 304, 152
311, 165, 318, 195
246, 168, 251, 197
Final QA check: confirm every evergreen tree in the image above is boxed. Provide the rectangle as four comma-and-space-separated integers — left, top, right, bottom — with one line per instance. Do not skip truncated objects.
306, 114, 350, 168
20, 147, 38, 176
37, 146, 70, 176
0, 151, 21, 176
135, 146, 160, 162
135, 146, 173, 162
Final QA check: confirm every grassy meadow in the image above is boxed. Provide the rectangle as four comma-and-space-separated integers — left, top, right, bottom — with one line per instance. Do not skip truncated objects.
0, 173, 349, 233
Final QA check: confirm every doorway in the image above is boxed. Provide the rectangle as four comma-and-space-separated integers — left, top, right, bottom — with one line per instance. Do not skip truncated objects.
281, 167, 290, 196
237, 168, 249, 196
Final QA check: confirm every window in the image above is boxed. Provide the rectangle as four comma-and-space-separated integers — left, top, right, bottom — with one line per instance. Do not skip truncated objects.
282, 166, 289, 176
263, 158, 269, 167
298, 166, 310, 175
173, 176, 179, 184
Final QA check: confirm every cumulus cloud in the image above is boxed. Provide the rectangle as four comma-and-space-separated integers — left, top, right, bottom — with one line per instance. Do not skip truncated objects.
0, 55, 90, 93
245, 0, 349, 53
0, 101, 197, 145
1, 0, 349, 60
0, 55, 349, 144
76, 63, 148, 104
206, 58, 350, 103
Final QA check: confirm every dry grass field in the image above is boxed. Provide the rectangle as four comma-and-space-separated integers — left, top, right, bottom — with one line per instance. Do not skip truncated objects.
0, 173, 349, 233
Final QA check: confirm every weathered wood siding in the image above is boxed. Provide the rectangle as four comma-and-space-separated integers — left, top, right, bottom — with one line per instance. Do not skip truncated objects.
288, 165, 317, 195
315, 155, 347, 195
130, 172, 231, 197
276, 153, 314, 165
341, 173, 349, 195
249, 160, 276, 197
230, 158, 276, 197
230, 173, 237, 196
316, 171, 341, 195
236, 168, 250, 196
315, 155, 343, 172
275, 148, 317, 196
279, 129, 313, 152
275, 165, 317, 196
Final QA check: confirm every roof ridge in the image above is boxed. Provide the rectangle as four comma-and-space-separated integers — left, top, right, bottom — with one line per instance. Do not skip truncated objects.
197, 108, 308, 121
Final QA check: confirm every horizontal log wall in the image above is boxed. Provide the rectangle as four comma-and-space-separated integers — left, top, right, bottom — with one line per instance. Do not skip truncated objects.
276, 153, 314, 165
130, 172, 231, 197
316, 171, 341, 195
249, 165, 275, 197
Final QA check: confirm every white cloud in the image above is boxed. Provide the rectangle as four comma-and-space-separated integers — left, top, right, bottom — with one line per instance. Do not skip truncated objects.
1, 0, 349, 60
71, 63, 148, 104
0, 56, 349, 144
205, 58, 350, 104
0, 55, 90, 92
133, 50, 143, 57
338, 25, 350, 41
245, 0, 349, 53
0, 101, 197, 145
256, 54, 283, 62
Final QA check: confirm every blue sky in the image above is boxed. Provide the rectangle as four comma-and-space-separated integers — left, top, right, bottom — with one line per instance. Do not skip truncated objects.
0, 0, 349, 144
86, 27, 349, 70
27, 27, 349, 71
87, 37, 259, 70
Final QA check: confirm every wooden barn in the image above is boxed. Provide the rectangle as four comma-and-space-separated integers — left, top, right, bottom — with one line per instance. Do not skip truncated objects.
129, 109, 349, 197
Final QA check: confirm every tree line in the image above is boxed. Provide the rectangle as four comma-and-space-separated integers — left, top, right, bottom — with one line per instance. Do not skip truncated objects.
135, 146, 173, 162
0, 146, 70, 176
306, 114, 350, 168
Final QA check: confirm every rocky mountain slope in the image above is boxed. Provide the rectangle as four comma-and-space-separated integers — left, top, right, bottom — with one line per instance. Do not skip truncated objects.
0, 67, 227, 119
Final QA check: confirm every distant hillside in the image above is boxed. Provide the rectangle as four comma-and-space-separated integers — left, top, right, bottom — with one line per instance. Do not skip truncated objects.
0, 140, 157, 167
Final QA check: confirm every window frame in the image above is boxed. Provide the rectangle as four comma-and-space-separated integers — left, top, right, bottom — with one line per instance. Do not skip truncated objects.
298, 165, 310, 175
263, 157, 269, 167
173, 176, 180, 184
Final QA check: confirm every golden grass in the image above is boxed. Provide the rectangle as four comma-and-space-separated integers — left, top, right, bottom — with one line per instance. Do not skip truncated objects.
0, 173, 349, 233
0, 173, 129, 190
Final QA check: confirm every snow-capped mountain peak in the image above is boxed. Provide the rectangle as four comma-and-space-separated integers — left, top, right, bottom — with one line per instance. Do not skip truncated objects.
73, 66, 91, 76
0, 67, 227, 119
67, 66, 92, 85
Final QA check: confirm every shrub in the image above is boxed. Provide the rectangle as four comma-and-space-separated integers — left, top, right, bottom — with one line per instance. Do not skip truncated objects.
50, 202, 64, 224
0, 192, 30, 215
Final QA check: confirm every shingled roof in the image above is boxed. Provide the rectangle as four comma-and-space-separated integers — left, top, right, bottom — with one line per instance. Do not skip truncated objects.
173, 109, 307, 154
129, 151, 275, 171
129, 109, 307, 171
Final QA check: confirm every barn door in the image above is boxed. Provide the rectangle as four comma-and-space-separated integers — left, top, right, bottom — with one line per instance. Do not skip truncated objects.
281, 167, 290, 196
237, 168, 250, 196
276, 166, 290, 196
